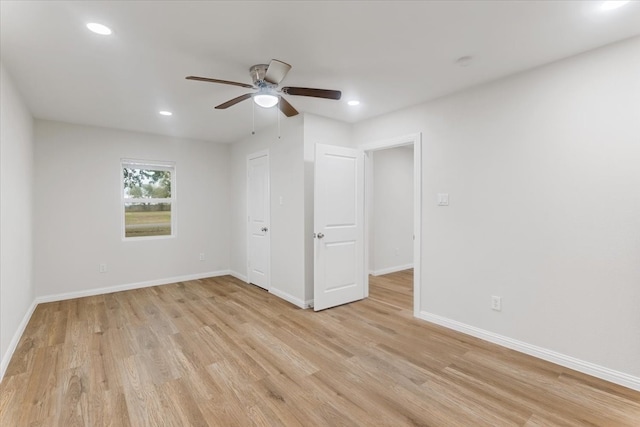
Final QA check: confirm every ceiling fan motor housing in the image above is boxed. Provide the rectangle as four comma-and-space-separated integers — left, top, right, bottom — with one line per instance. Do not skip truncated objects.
250, 64, 276, 88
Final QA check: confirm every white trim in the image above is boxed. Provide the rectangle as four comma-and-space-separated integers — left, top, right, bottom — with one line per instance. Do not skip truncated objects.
363, 151, 372, 299
1, 300, 38, 381
121, 158, 175, 169
35, 270, 230, 304
359, 134, 416, 152
370, 264, 414, 277
412, 136, 422, 317
269, 287, 312, 309
229, 270, 248, 283
418, 310, 640, 392
360, 132, 422, 317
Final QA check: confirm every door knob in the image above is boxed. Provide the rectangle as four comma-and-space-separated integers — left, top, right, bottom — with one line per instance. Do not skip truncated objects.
316, 232, 324, 239
261, 227, 268, 232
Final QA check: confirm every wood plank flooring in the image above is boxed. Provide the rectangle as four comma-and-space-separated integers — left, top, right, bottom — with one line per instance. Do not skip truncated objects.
1, 271, 639, 426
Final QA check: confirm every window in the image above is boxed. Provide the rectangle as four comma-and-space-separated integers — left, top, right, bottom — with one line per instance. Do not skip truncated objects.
121, 159, 175, 239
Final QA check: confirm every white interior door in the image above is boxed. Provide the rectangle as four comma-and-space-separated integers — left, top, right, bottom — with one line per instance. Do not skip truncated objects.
247, 151, 270, 290
314, 144, 365, 311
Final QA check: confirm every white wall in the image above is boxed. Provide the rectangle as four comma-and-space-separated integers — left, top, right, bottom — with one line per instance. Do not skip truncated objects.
354, 37, 640, 381
303, 114, 354, 150
370, 146, 413, 275
229, 116, 307, 306
34, 120, 230, 298
0, 63, 35, 378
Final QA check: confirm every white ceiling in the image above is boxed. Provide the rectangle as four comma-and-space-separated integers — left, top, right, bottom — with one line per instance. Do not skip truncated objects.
2, 1, 639, 144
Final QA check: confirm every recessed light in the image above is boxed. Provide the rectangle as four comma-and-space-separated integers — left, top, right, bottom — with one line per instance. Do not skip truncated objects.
159, 111, 172, 116
601, 1, 630, 10
347, 100, 360, 106
86, 22, 112, 35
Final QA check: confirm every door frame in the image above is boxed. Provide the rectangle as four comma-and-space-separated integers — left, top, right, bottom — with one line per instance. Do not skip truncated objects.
246, 149, 271, 290
360, 133, 422, 316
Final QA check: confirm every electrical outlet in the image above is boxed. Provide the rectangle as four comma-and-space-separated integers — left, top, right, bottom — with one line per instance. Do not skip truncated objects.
199, 253, 205, 261
395, 248, 400, 256
99, 264, 107, 273
491, 296, 502, 311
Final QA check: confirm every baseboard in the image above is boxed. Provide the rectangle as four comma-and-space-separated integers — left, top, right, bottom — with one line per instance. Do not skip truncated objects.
224, 273, 312, 308
36, 270, 231, 304
229, 270, 248, 283
370, 263, 413, 276
1, 300, 38, 382
269, 287, 311, 309
418, 310, 640, 392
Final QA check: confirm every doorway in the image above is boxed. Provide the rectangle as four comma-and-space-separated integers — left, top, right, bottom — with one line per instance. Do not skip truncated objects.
247, 150, 270, 290
362, 133, 421, 316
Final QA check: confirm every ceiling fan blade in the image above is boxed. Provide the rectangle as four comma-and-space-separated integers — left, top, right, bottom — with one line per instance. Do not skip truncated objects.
281, 87, 342, 100
215, 93, 253, 109
264, 59, 292, 85
186, 76, 254, 89
278, 96, 299, 117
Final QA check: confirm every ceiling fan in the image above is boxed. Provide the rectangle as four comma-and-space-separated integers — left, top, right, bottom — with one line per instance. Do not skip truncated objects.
186, 59, 341, 117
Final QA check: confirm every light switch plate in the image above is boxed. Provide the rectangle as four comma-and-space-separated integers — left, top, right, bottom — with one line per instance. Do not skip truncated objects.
437, 193, 449, 206
491, 296, 502, 311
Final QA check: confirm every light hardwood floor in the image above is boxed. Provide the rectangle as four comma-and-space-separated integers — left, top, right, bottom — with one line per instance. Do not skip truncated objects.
1, 271, 639, 426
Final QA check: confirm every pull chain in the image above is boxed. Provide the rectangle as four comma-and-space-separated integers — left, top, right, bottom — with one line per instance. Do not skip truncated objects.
252, 99, 256, 135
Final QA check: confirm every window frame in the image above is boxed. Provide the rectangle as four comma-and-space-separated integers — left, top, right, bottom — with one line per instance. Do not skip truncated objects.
121, 159, 176, 241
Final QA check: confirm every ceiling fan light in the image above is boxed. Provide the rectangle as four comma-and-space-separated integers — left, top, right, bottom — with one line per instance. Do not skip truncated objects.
254, 94, 279, 108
